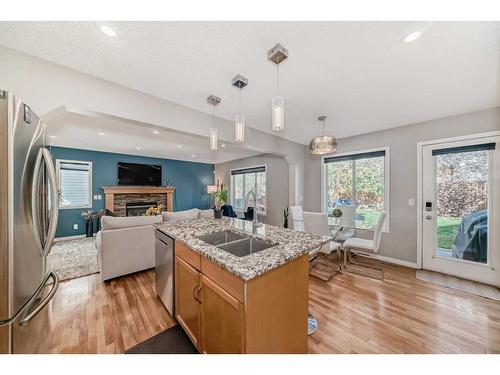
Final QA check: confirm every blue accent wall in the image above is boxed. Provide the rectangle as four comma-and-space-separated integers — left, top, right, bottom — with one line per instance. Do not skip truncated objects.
50, 147, 214, 238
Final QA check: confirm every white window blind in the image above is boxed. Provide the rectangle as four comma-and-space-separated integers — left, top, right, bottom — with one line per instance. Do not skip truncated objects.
57, 160, 92, 209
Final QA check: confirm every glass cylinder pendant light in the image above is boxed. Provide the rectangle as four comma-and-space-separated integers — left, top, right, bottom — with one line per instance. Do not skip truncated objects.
207, 95, 221, 151
267, 43, 288, 131
209, 127, 218, 150
234, 114, 245, 142
309, 116, 337, 155
231, 74, 248, 143
272, 95, 284, 131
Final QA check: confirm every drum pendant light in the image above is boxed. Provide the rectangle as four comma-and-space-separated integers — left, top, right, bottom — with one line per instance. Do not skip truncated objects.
309, 116, 337, 155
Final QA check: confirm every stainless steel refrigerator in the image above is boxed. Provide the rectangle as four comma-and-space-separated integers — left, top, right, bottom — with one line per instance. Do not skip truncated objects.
0, 90, 59, 353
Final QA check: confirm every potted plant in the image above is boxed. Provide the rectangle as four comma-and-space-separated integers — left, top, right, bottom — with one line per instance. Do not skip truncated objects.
213, 189, 228, 219
283, 207, 289, 228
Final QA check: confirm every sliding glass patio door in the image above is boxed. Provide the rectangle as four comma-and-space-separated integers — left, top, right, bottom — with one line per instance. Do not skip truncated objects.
421, 134, 500, 286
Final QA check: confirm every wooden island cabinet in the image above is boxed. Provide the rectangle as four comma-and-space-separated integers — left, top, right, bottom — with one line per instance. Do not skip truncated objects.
174, 242, 309, 354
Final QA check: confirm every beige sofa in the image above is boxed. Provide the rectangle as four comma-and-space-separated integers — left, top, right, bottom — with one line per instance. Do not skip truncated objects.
95, 208, 214, 281
96, 215, 163, 281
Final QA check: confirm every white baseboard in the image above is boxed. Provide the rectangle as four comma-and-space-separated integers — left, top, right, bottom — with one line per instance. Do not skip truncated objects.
374, 254, 418, 269
54, 234, 86, 242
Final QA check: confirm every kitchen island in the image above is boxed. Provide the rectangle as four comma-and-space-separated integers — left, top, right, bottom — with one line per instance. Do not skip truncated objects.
155, 217, 332, 354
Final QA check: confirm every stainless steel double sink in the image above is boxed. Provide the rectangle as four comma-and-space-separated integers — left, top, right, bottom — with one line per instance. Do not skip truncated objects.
195, 230, 277, 257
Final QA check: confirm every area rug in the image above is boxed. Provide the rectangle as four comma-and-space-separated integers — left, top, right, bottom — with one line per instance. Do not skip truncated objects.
125, 325, 197, 354
47, 237, 99, 281
416, 269, 500, 302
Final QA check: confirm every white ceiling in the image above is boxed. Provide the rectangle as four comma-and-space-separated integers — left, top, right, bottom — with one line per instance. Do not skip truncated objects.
1, 21, 500, 145
45, 108, 260, 164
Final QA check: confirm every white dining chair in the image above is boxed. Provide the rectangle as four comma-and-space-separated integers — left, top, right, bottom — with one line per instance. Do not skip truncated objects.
289, 205, 305, 231
343, 212, 386, 280
303, 211, 343, 281
334, 205, 356, 242
289, 206, 332, 335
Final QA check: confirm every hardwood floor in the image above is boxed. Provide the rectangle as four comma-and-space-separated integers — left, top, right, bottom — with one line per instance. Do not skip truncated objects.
46, 263, 500, 354
308, 260, 500, 353
47, 270, 175, 353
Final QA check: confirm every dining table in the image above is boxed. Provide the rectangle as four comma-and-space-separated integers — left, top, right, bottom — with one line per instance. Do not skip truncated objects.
328, 216, 376, 268
328, 216, 375, 236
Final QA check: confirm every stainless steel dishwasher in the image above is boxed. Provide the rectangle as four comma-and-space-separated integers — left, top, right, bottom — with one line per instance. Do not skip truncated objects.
155, 230, 174, 315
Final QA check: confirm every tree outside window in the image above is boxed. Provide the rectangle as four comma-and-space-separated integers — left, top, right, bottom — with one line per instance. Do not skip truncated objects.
325, 152, 386, 229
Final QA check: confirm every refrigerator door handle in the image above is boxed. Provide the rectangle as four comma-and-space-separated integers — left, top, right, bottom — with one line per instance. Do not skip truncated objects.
19, 271, 59, 326
0, 271, 59, 327
31, 148, 44, 256
41, 148, 59, 257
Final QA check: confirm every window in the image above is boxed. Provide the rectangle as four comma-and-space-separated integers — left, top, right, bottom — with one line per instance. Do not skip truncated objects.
230, 166, 267, 215
323, 148, 389, 231
56, 159, 92, 209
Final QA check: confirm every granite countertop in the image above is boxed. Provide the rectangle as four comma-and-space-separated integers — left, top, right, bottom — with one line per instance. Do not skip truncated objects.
155, 217, 333, 281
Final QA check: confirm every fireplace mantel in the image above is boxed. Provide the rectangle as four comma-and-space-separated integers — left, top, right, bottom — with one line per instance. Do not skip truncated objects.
102, 186, 175, 215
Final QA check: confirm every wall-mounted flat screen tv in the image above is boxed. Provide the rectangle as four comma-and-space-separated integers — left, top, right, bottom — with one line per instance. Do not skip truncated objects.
118, 162, 162, 186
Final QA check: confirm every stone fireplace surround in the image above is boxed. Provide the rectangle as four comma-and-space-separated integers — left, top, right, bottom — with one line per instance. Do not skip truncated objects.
102, 186, 174, 217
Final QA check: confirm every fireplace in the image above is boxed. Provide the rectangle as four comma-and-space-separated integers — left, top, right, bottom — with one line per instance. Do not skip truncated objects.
126, 201, 158, 217
102, 186, 174, 216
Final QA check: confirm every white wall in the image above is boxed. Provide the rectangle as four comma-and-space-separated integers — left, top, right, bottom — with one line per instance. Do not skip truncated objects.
304, 107, 500, 265
215, 154, 289, 227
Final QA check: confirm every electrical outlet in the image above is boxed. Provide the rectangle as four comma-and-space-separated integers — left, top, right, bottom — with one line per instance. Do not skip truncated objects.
73, 224, 79, 230
408, 199, 415, 207
97, 195, 102, 200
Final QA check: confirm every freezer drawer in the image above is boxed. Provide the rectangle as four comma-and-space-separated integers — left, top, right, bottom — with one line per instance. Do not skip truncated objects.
155, 231, 174, 315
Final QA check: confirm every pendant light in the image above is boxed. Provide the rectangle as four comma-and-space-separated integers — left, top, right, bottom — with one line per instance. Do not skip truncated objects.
231, 74, 248, 142
309, 115, 337, 155
207, 95, 221, 150
267, 43, 288, 131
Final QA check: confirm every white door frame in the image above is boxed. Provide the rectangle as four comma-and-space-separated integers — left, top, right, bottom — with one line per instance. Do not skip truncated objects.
416, 131, 500, 270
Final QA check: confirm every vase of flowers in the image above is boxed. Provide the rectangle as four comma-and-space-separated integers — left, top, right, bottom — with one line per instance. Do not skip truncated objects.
213, 189, 228, 219
81, 210, 93, 237
95, 209, 104, 232
332, 208, 343, 218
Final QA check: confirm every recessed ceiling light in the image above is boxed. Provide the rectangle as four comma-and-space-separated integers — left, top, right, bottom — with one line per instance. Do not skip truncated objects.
153, 130, 160, 134
177, 145, 183, 149
136, 147, 141, 151
403, 31, 422, 43
100, 25, 117, 37
221, 143, 226, 148
97, 132, 105, 136
49, 135, 57, 139
191, 154, 197, 158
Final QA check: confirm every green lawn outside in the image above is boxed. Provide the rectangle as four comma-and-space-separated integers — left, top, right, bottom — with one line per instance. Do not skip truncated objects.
357, 212, 462, 249
437, 216, 461, 250
356, 208, 381, 228
329, 207, 461, 249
